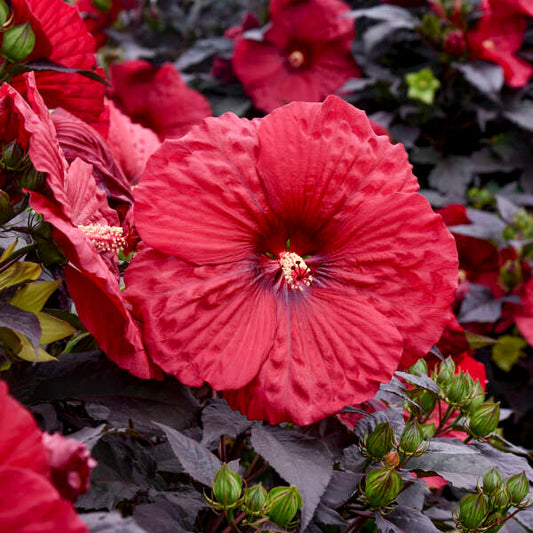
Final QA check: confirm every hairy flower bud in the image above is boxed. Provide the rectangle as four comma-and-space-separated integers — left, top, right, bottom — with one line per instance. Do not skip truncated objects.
436, 357, 455, 387
265, 485, 303, 527
0, 189, 14, 224
469, 403, 500, 439
243, 483, 267, 516
364, 468, 403, 508
365, 422, 395, 460
419, 390, 437, 414
456, 493, 489, 530
465, 381, 485, 413
212, 464, 242, 509
1, 142, 25, 171
399, 420, 425, 455
483, 468, 503, 495
409, 358, 428, 377
1, 22, 36, 63
505, 472, 529, 506
490, 486, 510, 512
20, 166, 45, 191
446, 372, 472, 406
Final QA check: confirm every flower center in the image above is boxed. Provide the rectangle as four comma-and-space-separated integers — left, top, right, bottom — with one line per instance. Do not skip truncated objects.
287, 50, 305, 69
483, 39, 495, 50
78, 224, 126, 254
279, 251, 313, 291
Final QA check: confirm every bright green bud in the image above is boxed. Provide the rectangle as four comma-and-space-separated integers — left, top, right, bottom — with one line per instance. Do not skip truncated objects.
1, 142, 25, 170
1, 22, 35, 63
499, 260, 522, 291
483, 468, 503, 495
19, 166, 45, 191
364, 468, 403, 508
465, 381, 485, 413
0, 190, 13, 224
243, 484, 267, 516
409, 358, 428, 377
0, 1, 9, 27
405, 68, 441, 105
365, 422, 395, 460
469, 403, 500, 439
505, 472, 529, 506
212, 464, 242, 509
502, 225, 517, 241
92, 0, 112, 11
399, 420, 425, 455
265, 485, 303, 527
490, 487, 510, 512
437, 357, 455, 387
457, 493, 489, 530
419, 390, 437, 413
446, 372, 472, 405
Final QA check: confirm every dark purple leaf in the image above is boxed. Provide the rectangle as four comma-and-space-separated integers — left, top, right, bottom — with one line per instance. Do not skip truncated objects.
0, 303, 40, 359
455, 62, 503, 98
201, 399, 251, 446
81, 512, 148, 533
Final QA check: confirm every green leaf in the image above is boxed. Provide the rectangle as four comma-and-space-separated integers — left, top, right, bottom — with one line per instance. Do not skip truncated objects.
492, 335, 527, 372
0, 303, 41, 360
10, 280, 61, 312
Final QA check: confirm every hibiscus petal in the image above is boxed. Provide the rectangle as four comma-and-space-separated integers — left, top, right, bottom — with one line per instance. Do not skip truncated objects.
125, 247, 277, 389
134, 113, 272, 264
224, 283, 404, 425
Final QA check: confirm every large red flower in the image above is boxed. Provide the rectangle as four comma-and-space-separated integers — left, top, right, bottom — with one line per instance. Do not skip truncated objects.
108, 60, 212, 140
232, 0, 361, 112
466, 0, 533, 87
126, 96, 458, 425
0, 381, 89, 533
7, 0, 106, 126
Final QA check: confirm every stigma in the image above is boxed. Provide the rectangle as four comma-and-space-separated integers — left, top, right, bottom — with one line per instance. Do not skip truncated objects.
287, 50, 305, 69
78, 224, 126, 254
279, 251, 313, 291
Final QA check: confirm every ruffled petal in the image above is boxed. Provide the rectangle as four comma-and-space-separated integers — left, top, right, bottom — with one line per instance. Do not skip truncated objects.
134, 113, 272, 264
125, 247, 277, 389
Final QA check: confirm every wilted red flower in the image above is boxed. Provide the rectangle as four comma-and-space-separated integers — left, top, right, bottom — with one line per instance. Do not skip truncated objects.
0, 381, 89, 533
126, 96, 458, 425
7, 0, 106, 126
466, 0, 533, 87
232, 0, 361, 112
109, 60, 212, 140
42, 433, 96, 503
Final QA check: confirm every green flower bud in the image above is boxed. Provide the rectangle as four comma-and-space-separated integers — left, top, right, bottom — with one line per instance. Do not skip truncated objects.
446, 372, 472, 406
364, 468, 403, 508
1, 22, 35, 63
436, 357, 455, 387
19, 166, 45, 191
469, 403, 500, 439
409, 358, 428, 377
483, 468, 503, 495
456, 493, 489, 530
0, 189, 14, 224
405, 67, 441, 105
212, 464, 242, 509
505, 472, 529, 506
265, 485, 303, 527
0, 1, 8, 27
464, 381, 485, 413
365, 422, 395, 460
92, 0, 112, 11
490, 487, 510, 512
1, 142, 25, 171
499, 259, 522, 291
421, 422, 435, 439
243, 483, 267, 516
419, 390, 437, 414
399, 420, 425, 455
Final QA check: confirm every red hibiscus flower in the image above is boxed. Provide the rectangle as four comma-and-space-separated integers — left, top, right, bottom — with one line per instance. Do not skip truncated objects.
6, 0, 106, 126
0, 381, 89, 533
232, 0, 361, 112
125, 96, 458, 425
466, 0, 533, 87
108, 59, 212, 140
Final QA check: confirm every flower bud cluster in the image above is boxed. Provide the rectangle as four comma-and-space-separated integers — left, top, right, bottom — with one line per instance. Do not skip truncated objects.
207, 464, 303, 529
0, 1, 36, 64
454, 468, 531, 532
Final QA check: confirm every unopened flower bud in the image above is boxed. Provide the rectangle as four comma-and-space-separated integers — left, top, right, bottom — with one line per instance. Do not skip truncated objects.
419, 390, 437, 414
243, 483, 267, 516
421, 423, 436, 439
446, 372, 472, 405
399, 420, 425, 455
499, 260, 522, 291
465, 381, 485, 413
0, 189, 13, 224
457, 493, 489, 530
92, 0, 112, 11
483, 468, 503, 495
383, 451, 400, 468
505, 472, 529, 506
365, 422, 395, 460
364, 468, 403, 508
490, 486, 510, 512
0, 1, 9, 27
212, 464, 242, 509
437, 357, 455, 387
409, 358, 428, 377
1, 142, 25, 170
265, 485, 303, 527
443, 29, 466, 57
1, 22, 35, 63
469, 403, 500, 439
19, 166, 45, 191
